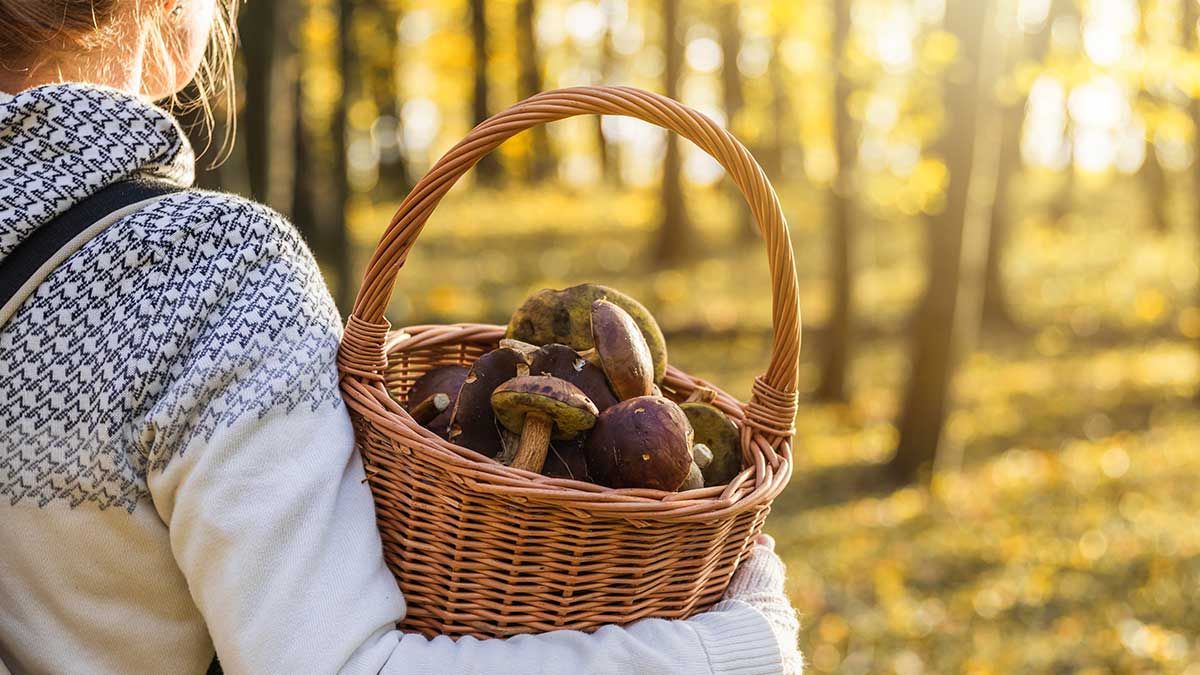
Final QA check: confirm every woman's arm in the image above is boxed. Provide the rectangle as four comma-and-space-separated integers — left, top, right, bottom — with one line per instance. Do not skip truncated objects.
143, 198, 796, 675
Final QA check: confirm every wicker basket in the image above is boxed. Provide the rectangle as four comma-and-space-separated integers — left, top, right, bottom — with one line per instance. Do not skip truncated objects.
337, 86, 802, 639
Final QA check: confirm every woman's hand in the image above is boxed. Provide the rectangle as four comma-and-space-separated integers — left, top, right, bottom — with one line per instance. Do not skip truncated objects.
719, 535, 804, 674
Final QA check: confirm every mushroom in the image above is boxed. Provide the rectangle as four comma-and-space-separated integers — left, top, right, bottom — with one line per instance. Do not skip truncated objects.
691, 443, 713, 470
529, 343, 618, 412
409, 392, 451, 425
541, 438, 591, 481
678, 462, 704, 491
681, 401, 741, 487
447, 345, 534, 457
586, 396, 694, 491
405, 365, 469, 438
505, 283, 669, 383
585, 300, 654, 401
491, 376, 599, 473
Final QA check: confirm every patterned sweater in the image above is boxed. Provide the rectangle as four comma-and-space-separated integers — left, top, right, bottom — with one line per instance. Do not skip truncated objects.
0, 84, 792, 675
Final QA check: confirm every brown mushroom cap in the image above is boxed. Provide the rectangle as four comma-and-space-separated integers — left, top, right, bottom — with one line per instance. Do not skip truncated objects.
585, 396, 694, 491
681, 402, 741, 486
505, 283, 669, 383
491, 376, 599, 440
406, 365, 470, 438
590, 300, 654, 400
529, 343, 618, 412
447, 346, 533, 457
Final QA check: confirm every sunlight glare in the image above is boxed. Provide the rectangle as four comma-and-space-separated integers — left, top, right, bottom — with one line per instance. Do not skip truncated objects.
611, 20, 644, 55
737, 40, 770, 78
686, 37, 723, 73
684, 148, 725, 185
1082, 0, 1135, 67
1018, 0, 1050, 32
398, 9, 434, 44
401, 97, 440, 153
915, 0, 945, 25
872, 7, 916, 74
566, 1, 606, 45
1115, 120, 1147, 174
1023, 76, 1069, 170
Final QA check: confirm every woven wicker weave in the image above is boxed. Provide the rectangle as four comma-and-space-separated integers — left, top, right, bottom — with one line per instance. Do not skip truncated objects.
337, 86, 802, 639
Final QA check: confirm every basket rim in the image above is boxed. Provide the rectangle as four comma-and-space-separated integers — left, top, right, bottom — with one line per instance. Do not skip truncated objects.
341, 323, 792, 523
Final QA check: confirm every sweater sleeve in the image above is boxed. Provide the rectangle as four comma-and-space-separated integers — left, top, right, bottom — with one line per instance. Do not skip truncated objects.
141, 197, 784, 675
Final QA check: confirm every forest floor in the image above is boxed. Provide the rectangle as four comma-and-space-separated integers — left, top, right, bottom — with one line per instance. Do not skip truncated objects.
354, 175, 1200, 674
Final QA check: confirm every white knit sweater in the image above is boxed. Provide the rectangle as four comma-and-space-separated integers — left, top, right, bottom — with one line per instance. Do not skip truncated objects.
0, 84, 798, 675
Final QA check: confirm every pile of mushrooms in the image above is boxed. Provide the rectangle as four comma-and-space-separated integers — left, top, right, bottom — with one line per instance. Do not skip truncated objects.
400, 283, 744, 492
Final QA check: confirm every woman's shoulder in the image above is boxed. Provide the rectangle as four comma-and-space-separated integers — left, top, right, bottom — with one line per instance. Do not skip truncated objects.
132, 188, 305, 253
112, 187, 338, 330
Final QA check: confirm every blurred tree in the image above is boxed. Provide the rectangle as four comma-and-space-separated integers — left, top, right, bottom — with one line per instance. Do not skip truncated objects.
595, 1, 620, 186
890, 0, 993, 485
1188, 0, 1200, 225
1136, 0, 1169, 234
816, 0, 854, 402
290, 77, 321, 250
239, 0, 299, 213
760, 32, 787, 180
1046, 2, 1080, 227
516, 0, 556, 181
716, 0, 754, 241
982, 0, 1063, 330
470, 0, 502, 185
330, 0, 357, 310
363, 0, 411, 196
654, 0, 693, 264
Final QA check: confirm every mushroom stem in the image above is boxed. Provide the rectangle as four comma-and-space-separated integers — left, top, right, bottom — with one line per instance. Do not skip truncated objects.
510, 411, 553, 472
686, 387, 717, 404
499, 338, 542, 359
409, 393, 451, 425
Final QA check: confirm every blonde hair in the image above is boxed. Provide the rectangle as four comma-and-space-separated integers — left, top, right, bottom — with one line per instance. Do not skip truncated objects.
0, 0, 238, 161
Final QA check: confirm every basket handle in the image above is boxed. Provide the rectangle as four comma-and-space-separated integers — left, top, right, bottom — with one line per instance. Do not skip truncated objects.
339, 86, 801, 441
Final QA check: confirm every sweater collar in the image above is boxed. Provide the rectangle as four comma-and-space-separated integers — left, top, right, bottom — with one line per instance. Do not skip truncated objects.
0, 83, 194, 260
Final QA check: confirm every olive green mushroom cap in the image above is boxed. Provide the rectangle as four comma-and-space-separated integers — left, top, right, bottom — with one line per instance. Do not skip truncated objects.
681, 402, 741, 487
491, 376, 599, 440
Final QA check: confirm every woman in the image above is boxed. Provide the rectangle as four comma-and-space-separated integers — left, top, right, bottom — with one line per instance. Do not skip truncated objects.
0, 0, 803, 673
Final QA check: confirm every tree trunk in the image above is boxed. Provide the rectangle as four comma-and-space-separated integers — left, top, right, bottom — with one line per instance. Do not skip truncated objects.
516, 0, 555, 182
653, 0, 693, 265
816, 0, 854, 402
330, 0, 357, 312
291, 77, 320, 248
369, 0, 411, 196
1139, 132, 1169, 232
1185, 0, 1200, 401
889, 0, 992, 485
761, 33, 787, 180
716, 1, 754, 241
470, 0, 502, 186
239, 0, 298, 213
982, 2, 1058, 330
1137, 0, 1169, 234
1047, 0, 1079, 228
595, 1, 620, 186
981, 106, 1020, 330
